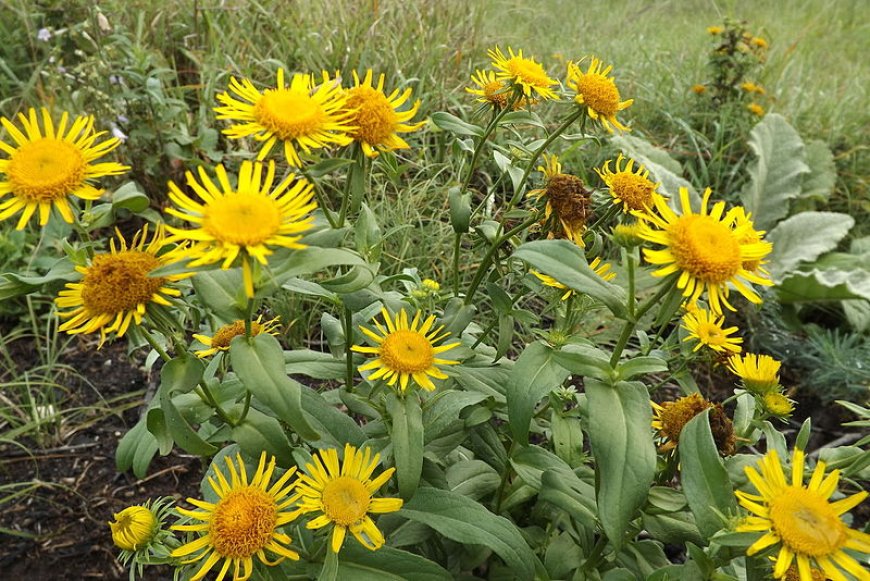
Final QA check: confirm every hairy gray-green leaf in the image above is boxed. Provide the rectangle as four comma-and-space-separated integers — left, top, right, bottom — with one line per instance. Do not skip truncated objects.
799, 140, 837, 202
740, 114, 810, 229
767, 212, 854, 282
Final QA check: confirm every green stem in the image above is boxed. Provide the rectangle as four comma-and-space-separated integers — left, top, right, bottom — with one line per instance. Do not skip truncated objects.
141, 326, 171, 362
459, 99, 516, 196
452, 233, 462, 296
493, 441, 517, 514
464, 215, 538, 305
507, 107, 584, 210
194, 380, 236, 427
581, 535, 609, 572
610, 276, 678, 367
338, 145, 364, 227
300, 167, 339, 229
626, 248, 637, 320
244, 297, 255, 338
343, 306, 355, 390
585, 204, 621, 235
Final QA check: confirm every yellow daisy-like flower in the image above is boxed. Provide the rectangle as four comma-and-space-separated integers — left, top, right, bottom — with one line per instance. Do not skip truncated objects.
467, 69, 513, 110
488, 46, 559, 100
532, 257, 616, 301
635, 187, 774, 314
528, 154, 592, 245
728, 352, 782, 394
735, 447, 870, 581
740, 82, 767, 95
707, 26, 723, 35
747, 102, 766, 117
691, 84, 707, 95
165, 160, 316, 298
751, 37, 769, 49
171, 452, 300, 581
595, 153, 664, 212
651, 393, 735, 456
109, 505, 158, 551
566, 58, 634, 133
193, 315, 280, 358
0, 107, 129, 229
55, 225, 189, 346
292, 444, 403, 554
352, 308, 460, 392
215, 69, 354, 166
343, 69, 425, 158
681, 308, 743, 353
731, 206, 770, 275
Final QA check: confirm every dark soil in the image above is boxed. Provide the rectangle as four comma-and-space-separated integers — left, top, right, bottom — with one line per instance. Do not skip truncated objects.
0, 339, 202, 580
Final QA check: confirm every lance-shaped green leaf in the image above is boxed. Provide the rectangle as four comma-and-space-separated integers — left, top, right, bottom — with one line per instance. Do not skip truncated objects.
430, 111, 484, 137
321, 543, 452, 581
400, 487, 540, 579
586, 379, 655, 549
116, 417, 160, 479
300, 386, 366, 448
740, 113, 810, 229
508, 342, 570, 445
387, 394, 424, 500
539, 469, 598, 529
514, 240, 627, 317
679, 410, 736, 539
553, 343, 614, 381
158, 357, 218, 456
192, 269, 247, 321
231, 408, 295, 467
230, 334, 319, 441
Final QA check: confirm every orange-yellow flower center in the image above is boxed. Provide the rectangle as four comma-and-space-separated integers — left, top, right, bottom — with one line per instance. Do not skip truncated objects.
211, 320, 264, 349
506, 57, 552, 88
768, 486, 847, 557
210, 486, 278, 559
379, 329, 434, 373
697, 321, 727, 345
255, 89, 325, 140
203, 192, 281, 246
7, 138, 87, 201
345, 85, 396, 145
81, 251, 164, 315
668, 215, 741, 283
608, 172, 656, 210
321, 476, 371, 526
575, 74, 621, 116
483, 81, 508, 106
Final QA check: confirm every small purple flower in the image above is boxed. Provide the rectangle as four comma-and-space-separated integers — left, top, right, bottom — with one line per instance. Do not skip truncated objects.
37, 28, 51, 42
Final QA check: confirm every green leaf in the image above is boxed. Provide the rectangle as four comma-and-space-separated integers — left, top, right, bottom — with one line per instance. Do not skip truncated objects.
430, 111, 484, 137
301, 387, 366, 448
306, 157, 355, 178
448, 187, 472, 234
586, 379, 656, 549
515, 240, 628, 317
400, 487, 540, 579
778, 267, 870, 303
679, 410, 736, 539
767, 212, 854, 282
231, 408, 294, 467
511, 444, 571, 490
192, 269, 247, 321
111, 181, 150, 212
387, 394, 424, 500
158, 357, 218, 456
551, 412, 584, 468
329, 543, 452, 580
230, 334, 319, 441
507, 342, 570, 445
423, 390, 488, 443
799, 140, 837, 201
539, 469, 598, 529
445, 460, 500, 500
740, 113, 811, 230
552, 343, 614, 381
616, 355, 668, 380
269, 247, 368, 285
116, 417, 159, 479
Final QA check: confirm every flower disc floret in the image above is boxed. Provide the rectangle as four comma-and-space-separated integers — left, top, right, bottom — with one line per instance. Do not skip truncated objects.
215, 69, 354, 166
352, 308, 460, 392
488, 46, 558, 100
635, 187, 773, 314
652, 393, 735, 455
735, 447, 870, 580
193, 315, 280, 358
55, 225, 189, 346
171, 452, 300, 581
343, 69, 425, 158
293, 445, 403, 554
165, 160, 316, 298
596, 153, 664, 212
567, 58, 633, 132
0, 107, 129, 229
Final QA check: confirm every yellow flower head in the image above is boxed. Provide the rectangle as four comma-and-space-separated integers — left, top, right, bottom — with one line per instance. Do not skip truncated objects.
747, 102, 766, 117
730, 206, 770, 275
109, 505, 158, 551
532, 257, 616, 301
528, 154, 592, 245
215, 69, 354, 166
165, 160, 316, 298
352, 308, 460, 392
635, 187, 774, 314
193, 315, 280, 358
735, 447, 870, 580
652, 393, 736, 456
681, 308, 743, 353
728, 352, 781, 394
343, 69, 425, 158
566, 57, 634, 133
292, 444, 403, 553
487, 46, 559, 100
55, 225, 190, 346
751, 37, 769, 49
691, 84, 707, 95
0, 107, 129, 229
707, 26, 723, 35
595, 153, 664, 212
467, 69, 519, 110
612, 222, 645, 247
421, 278, 440, 292
741, 82, 766, 95
171, 452, 300, 581
762, 392, 795, 418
